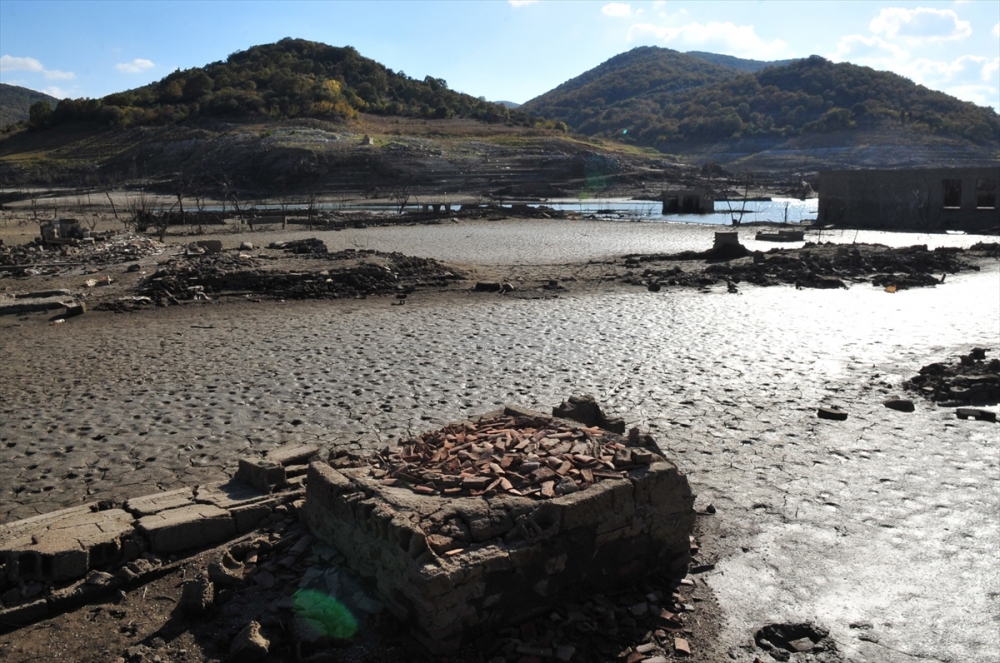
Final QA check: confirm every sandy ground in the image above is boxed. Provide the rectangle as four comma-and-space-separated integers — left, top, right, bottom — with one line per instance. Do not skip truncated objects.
1, 217, 998, 662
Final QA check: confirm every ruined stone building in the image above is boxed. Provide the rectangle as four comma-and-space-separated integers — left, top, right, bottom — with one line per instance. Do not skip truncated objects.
662, 189, 714, 214
819, 167, 1000, 231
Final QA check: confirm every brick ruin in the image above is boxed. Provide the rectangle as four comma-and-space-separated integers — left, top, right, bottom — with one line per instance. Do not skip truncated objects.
303, 403, 695, 652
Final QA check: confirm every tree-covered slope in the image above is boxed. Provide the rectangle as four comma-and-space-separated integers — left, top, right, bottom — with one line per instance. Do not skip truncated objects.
529, 53, 999, 151
685, 51, 795, 73
0, 84, 59, 129
520, 46, 739, 130
25, 38, 534, 131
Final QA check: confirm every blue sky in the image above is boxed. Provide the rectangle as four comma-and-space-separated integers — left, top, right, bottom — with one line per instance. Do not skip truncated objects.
2, 1, 998, 110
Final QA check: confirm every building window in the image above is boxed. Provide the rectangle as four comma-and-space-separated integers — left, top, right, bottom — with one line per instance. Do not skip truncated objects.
976, 179, 997, 209
942, 180, 962, 208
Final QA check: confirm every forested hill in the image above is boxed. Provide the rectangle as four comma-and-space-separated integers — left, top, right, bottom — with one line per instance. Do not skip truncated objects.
22, 38, 533, 131
525, 52, 999, 151
0, 84, 59, 129
685, 51, 795, 73
520, 47, 738, 130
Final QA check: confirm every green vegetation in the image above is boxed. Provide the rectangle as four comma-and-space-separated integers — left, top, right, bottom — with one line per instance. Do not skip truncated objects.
684, 51, 795, 73
521, 47, 738, 131
27, 38, 535, 131
523, 49, 1000, 150
0, 83, 59, 131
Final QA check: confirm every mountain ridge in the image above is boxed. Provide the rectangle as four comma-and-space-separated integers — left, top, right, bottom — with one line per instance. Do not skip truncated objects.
0, 83, 60, 129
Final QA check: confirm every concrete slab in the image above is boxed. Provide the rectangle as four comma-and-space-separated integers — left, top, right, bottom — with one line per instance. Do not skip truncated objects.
137, 504, 236, 555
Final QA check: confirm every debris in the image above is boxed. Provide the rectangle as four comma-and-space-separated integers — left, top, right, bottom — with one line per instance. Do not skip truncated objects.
229, 620, 270, 661
817, 406, 848, 421
883, 398, 915, 412
956, 408, 997, 422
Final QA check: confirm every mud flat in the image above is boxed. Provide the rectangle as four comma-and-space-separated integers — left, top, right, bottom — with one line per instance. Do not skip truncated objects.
0, 219, 998, 662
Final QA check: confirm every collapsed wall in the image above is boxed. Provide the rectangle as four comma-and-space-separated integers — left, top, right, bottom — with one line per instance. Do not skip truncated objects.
303, 403, 695, 652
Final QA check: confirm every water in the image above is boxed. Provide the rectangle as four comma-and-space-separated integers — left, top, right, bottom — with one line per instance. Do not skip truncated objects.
200, 197, 819, 226
539, 196, 818, 225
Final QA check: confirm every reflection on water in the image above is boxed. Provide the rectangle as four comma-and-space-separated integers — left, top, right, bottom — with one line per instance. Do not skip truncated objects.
199, 197, 818, 226
541, 197, 818, 225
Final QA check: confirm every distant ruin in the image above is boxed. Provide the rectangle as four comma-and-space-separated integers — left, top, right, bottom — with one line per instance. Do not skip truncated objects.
819, 167, 1000, 231
662, 189, 714, 214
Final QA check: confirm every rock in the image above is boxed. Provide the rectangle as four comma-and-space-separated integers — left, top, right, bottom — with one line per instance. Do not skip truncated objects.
474, 282, 502, 292
883, 398, 915, 412
555, 645, 576, 661
63, 302, 86, 318
208, 561, 244, 587
956, 407, 996, 422
239, 242, 254, 251
229, 620, 269, 661
552, 394, 626, 433
84, 570, 115, 586
674, 637, 691, 656
179, 575, 214, 616
756, 622, 832, 657
817, 406, 848, 421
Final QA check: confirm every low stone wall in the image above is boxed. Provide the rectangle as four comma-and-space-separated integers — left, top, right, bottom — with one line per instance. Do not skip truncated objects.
302, 405, 695, 652
0, 444, 316, 605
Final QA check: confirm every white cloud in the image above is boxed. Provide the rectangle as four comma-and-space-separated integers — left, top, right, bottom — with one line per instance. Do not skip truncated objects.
1, 55, 76, 85
43, 69, 75, 80
830, 34, 910, 65
993, 22, 999, 38
602, 3, 632, 17
42, 86, 71, 98
508, 0, 538, 7
0, 55, 44, 73
869, 7, 971, 42
628, 21, 787, 59
116, 58, 155, 74
984, 57, 999, 81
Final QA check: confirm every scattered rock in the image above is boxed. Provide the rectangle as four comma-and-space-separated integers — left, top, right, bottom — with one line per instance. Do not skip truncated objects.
179, 575, 214, 616
228, 620, 269, 661
883, 398, 915, 412
817, 406, 848, 421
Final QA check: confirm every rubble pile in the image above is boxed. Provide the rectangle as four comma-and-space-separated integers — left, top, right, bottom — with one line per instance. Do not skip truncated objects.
365, 414, 659, 500
625, 242, 986, 291
904, 348, 999, 405
139, 248, 462, 305
0, 233, 165, 276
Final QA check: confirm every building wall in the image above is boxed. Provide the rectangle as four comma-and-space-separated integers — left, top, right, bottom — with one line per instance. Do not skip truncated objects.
819, 167, 1000, 231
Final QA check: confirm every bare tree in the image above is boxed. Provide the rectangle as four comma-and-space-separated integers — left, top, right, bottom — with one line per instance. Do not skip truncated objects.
725, 174, 754, 226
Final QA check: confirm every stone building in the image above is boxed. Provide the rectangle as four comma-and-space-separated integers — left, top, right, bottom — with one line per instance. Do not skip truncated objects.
662, 189, 714, 214
819, 167, 999, 231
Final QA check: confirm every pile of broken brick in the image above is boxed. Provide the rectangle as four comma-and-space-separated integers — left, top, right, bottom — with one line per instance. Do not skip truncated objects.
367, 415, 658, 500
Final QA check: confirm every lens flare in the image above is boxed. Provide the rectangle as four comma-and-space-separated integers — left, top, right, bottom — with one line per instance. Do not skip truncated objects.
292, 588, 359, 639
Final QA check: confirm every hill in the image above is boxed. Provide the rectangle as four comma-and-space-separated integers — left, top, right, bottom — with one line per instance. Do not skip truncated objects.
524, 50, 999, 169
0, 84, 59, 129
23, 38, 536, 131
520, 47, 738, 132
685, 51, 795, 73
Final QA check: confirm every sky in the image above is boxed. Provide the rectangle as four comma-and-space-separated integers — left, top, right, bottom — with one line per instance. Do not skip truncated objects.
1, 0, 998, 111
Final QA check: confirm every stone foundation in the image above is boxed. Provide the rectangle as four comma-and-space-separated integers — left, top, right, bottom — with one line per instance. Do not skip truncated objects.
302, 406, 695, 652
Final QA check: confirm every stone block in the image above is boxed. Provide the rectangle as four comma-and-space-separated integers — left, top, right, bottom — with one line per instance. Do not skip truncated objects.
137, 504, 236, 555
236, 459, 286, 492
124, 488, 195, 517
265, 444, 319, 466
230, 501, 277, 534
0, 507, 135, 583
